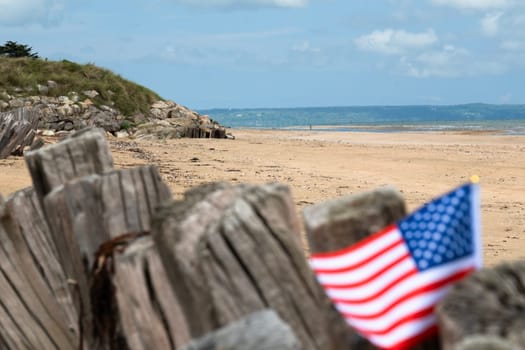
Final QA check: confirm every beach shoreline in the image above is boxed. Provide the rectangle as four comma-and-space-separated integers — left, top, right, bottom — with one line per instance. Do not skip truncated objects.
1, 128, 523, 266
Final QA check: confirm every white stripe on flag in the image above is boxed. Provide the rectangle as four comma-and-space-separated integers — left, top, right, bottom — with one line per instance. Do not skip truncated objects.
325, 256, 475, 314
320, 257, 414, 299
309, 227, 400, 270
367, 315, 436, 349
314, 243, 408, 285
344, 288, 447, 333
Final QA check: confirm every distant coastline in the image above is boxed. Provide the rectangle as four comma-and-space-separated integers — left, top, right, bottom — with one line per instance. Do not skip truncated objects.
200, 104, 525, 134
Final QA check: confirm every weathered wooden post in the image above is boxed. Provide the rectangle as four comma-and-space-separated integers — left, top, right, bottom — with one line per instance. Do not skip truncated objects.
25, 127, 114, 203
303, 187, 440, 350
113, 235, 191, 350
5, 187, 79, 334
437, 261, 525, 350
0, 193, 78, 349
41, 166, 173, 349
152, 182, 350, 350
0, 107, 40, 159
24, 128, 184, 349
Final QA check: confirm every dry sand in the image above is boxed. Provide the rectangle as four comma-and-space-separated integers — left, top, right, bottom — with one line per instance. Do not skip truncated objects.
1, 129, 524, 266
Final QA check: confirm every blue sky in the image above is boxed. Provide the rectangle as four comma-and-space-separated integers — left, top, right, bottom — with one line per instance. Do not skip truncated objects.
1, 0, 525, 108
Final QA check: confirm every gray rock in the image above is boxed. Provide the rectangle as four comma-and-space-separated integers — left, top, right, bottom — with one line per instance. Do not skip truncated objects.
151, 100, 170, 109
115, 130, 129, 138
150, 108, 164, 119
9, 99, 25, 108
63, 121, 75, 131
69, 92, 79, 103
36, 84, 49, 95
58, 96, 71, 104
82, 90, 99, 99
41, 130, 56, 136
89, 111, 121, 132
57, 105, 73, 117
100, 105, 115, 113
47, 80, 58, 89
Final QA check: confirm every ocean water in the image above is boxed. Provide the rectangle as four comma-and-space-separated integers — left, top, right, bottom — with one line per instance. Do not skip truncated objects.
200, 104, 525, 134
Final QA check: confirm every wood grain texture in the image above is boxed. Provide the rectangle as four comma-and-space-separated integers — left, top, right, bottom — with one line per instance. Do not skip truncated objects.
5, 187, 79, 340
0, 108, 39, 159
303, 186, 406, 253
153, 182, 350, 350
0, 191, 77, 350
437, 261, 525, 350
180, 309, 302, 350
114, 236, 190, 350
42, 166, 172, 349
25, 127, 114, 202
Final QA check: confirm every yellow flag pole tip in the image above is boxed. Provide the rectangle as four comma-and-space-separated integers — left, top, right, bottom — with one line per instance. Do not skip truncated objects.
470, 175, 480, 184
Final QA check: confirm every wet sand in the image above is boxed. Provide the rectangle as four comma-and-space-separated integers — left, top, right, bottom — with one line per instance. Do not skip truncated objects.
1, 129, 524, 266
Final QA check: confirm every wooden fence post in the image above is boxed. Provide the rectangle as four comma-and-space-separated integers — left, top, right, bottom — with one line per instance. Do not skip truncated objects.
152, 182, 350, 350
0, 108, 40, 159
25, 127, 114, 203
0, 191, 78, 349
5, 187, 79, 335
303, 187, 407, 253
25, 128, 179, 349
437, 261, 525, 350
113, 236, 191, 350
41, 166, 172, 349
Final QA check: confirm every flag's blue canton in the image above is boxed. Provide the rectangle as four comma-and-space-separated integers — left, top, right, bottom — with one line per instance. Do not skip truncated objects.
398, 184, 474, 272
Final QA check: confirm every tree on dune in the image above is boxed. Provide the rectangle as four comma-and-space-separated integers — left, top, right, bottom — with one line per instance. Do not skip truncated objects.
0, 41, 39, 59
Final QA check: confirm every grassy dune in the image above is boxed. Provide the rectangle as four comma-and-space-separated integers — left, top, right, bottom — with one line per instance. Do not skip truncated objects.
0, 57, 161, 115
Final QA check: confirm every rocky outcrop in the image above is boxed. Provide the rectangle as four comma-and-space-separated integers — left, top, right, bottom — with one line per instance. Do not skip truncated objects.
0, 89, 229, 139
0, 92, 123, 133
135, 100, 228, 140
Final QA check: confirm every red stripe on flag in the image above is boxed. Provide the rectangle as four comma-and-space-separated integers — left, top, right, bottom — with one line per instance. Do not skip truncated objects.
313, 238, 404, 274
309, 224, 397, 259
354, 306, 435, 336
331, 268, 418, 304
340, 267, 475, 319
321, 252, 411, 289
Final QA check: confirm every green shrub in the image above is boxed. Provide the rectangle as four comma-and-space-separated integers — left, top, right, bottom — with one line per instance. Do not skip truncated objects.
0, 57, 162, 116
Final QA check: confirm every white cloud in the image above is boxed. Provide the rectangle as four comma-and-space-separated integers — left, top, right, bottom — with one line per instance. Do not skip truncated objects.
430, 0, 510, 10
402, 45, 468, 77
355, 29, 437, 55
501, 40, 524, 51
481, 12, 503, 36
172, 0, 308, 8
292, 40, 320, 53
401, 45, 506, 78
0, 0, 64, 25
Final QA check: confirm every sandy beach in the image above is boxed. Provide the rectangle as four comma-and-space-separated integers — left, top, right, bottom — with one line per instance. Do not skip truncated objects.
1, 129, 524, 266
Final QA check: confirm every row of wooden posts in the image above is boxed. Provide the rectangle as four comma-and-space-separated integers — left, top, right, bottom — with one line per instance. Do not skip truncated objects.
0, 108, 43, 159
0, 107, 228, 162
0, 121, 524, 348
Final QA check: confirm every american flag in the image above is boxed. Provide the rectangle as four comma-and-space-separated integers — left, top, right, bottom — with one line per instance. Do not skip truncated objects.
309, 183, 482, 349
